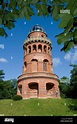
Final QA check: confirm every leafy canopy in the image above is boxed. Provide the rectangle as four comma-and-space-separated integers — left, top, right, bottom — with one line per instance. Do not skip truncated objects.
0, 0, 77, 52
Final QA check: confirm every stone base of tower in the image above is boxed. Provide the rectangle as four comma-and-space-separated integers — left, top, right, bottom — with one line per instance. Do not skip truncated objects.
17, 73, 60, 99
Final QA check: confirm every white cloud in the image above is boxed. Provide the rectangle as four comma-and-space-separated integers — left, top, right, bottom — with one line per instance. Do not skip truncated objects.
53, 58, 62, 67
0, 58, 8, 63
72, 50, 77, 62
74, 46, 77, 49
64, 49, 77, 63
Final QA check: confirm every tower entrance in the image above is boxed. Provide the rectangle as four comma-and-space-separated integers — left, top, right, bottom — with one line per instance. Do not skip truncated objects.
46, 83, 54, 98
28, 83, 38, 98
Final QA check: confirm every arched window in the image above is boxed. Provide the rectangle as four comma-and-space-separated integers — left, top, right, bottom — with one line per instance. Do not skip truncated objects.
28, 46, 31, 53
28, 82, 38, 98
44, 45, 47, 52
24, 47, 27, 55
31, 59, 38, 72
46, 83, 54, 91
38, 44, 42, 52
24, 61, 27, 71
31, 59, 38, 62
33, 44, 36, 52
46, 83, 54, 97
48, 47, 51, 54
28, 83, 38, 90
41, 35, 44, 37
18, 85, 22, 94
43, 59, 48, 71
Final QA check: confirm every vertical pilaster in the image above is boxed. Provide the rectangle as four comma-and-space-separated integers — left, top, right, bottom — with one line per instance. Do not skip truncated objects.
38, 80, 47, 98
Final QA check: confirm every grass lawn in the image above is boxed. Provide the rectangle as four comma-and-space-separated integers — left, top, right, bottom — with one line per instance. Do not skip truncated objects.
0, 98, 77, 116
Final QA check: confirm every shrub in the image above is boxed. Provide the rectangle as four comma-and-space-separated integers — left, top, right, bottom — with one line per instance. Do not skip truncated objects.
68, 100, 77, 110
12, 95, 22, 101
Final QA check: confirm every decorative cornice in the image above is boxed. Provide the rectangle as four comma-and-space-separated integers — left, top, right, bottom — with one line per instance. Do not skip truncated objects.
23, 37, 52, 47
18, 76, 59, 82
17, 72, 59, 82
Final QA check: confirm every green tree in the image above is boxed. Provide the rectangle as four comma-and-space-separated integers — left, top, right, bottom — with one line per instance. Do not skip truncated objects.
60, 76, 70, 84
4, 80, 17, 99
10, 79, 17, 90
0, 79, 5, 99
70, 64, 77, 99
0, 70, 17, 99
0, 70, 5, 80
0, 0, 77, 52
67, 64, 77, 110
59, 76, 70, 98
59, 76, 76, 98
0, 79, 17, 99
0, 70, 5, 99
60, 65, 77, 99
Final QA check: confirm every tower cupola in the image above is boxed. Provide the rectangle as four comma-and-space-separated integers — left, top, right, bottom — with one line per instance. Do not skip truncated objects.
23, 24, 52, 48
28, 24, 47, 37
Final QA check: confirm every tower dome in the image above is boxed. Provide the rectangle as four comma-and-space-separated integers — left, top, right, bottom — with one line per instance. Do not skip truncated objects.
28, 24, 47, 37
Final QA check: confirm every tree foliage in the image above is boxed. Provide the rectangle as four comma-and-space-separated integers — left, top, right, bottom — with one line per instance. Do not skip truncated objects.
0, 70, 5, 79
52, 0, 77, 52
70, 64, 77, 99
70, 64, 77, 84
0, 0, 77, 51
0, 70, 17, 99
59, 65, 77, 99
59, 76, 70, 98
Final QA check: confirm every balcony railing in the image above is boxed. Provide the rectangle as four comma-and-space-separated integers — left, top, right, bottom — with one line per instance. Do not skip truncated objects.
24, 36, 52, 46
18, 72, 58, 81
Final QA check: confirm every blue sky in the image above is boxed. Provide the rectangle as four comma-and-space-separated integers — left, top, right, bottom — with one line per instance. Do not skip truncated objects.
0, 15, 77, 80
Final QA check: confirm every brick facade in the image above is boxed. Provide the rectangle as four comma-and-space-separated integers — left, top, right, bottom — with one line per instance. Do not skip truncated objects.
17, 24, 60, 99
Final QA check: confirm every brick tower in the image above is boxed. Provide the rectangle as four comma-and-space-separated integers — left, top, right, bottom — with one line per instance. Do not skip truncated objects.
17, 24, 60, 98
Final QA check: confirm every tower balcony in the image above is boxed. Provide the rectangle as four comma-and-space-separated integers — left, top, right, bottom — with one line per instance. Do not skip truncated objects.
18, 72, 58, 82
23, 36, 52, 47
